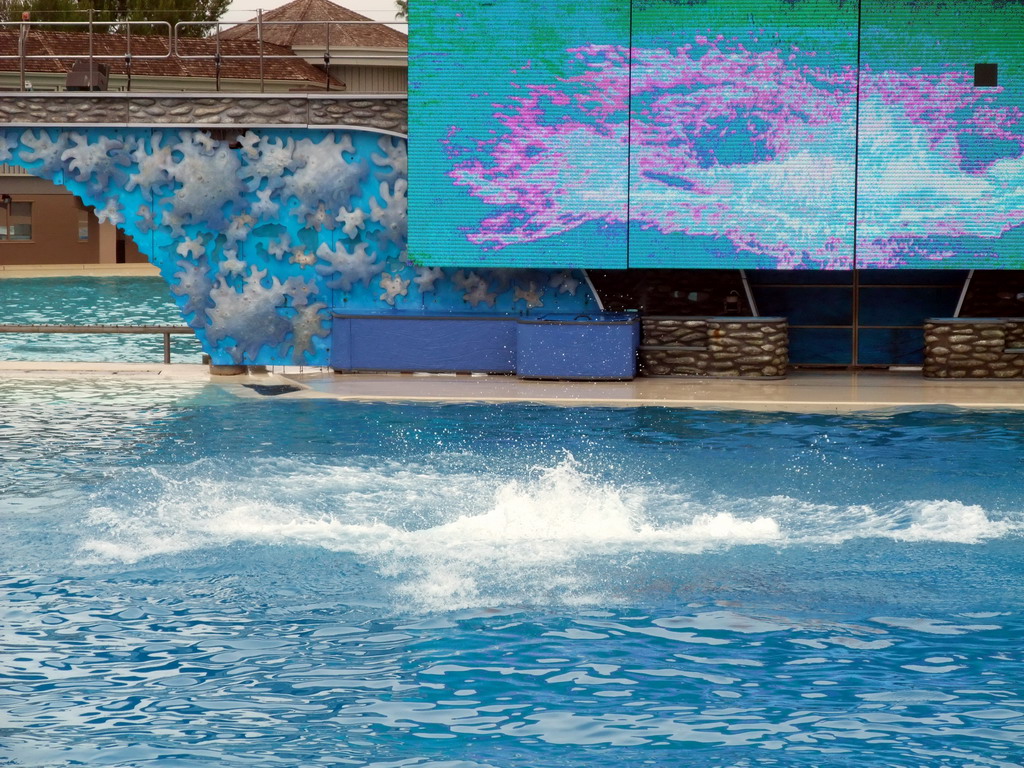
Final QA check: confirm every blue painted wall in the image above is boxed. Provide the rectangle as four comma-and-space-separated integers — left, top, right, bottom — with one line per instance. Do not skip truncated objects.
0, 127, 597, 366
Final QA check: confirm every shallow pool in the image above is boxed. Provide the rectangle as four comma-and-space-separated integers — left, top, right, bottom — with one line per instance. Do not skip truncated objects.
0, 277, 202, 363
1, 380, 1022, 766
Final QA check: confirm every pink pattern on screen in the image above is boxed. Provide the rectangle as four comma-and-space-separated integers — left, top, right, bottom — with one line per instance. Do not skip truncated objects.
442, 36, 1024, 268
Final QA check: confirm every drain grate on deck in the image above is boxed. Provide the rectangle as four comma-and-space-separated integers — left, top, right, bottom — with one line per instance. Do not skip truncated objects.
242, 383, 302, 396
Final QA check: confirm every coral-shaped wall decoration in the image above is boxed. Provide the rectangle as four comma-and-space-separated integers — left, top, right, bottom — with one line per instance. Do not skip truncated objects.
1, 127, 598, 366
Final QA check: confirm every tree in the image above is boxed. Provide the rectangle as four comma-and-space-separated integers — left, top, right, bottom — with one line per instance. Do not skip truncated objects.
0, 0, 78, 26
396, 0, 407, 20
0, 0, 231, 36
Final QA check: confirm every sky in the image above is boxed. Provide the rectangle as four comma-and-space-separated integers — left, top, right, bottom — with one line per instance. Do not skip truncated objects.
221, 0, 404, 25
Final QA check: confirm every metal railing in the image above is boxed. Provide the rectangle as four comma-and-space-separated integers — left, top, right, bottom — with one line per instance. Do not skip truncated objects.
177, 18, 407, 92
0, 17, 408, 93
0, 20, 172, 91
0, 324, 196, 364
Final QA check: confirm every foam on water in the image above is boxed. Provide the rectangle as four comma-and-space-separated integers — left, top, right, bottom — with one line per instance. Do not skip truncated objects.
79, 454, 1021, 611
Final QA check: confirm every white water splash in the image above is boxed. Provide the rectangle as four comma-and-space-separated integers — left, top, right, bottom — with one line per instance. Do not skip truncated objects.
895, 500, 1014, 543
79, 454, 1019, 611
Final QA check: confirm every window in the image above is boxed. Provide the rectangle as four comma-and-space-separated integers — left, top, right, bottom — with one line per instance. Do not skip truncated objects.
0, 201, 32, 241
78, 208, 90, 241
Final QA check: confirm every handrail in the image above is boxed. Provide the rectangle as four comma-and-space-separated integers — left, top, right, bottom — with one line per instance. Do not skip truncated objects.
0, 19, 408, 61
0, 323, 195, 364
183, 18, 409, 93
0, 18, 407, 93
174, 20, 408, 59
0, 20, 174, 59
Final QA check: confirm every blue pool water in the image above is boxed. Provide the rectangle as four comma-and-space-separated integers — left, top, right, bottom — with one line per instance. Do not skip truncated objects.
0, 277, 202, 363
1, 380, 1023, 767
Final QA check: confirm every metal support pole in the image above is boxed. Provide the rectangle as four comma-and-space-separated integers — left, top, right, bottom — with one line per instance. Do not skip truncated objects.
18, 13, 28, 92
125, 24, 132, 92
955, 269, 974, 318
740, 269, 759, 316
257, 9, 265, 94
88, 8, 94, 89
324, 22, 331, 91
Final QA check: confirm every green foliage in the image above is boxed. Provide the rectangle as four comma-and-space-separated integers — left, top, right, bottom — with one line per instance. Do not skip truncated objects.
396, 0, 408, 20
0, 0, 231, 36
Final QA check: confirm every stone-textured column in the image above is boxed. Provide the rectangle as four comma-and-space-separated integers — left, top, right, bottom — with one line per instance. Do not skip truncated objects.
0, 94, 409, 134
923, 318, 1024, 378
639, 316, 788, 378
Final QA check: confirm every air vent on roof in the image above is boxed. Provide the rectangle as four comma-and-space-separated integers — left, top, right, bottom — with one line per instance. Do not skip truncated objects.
66, 61, 110, 91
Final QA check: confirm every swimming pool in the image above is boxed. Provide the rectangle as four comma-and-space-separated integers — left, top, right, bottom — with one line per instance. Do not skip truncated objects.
2, 379, 1022, 766
0, 277, 202, 363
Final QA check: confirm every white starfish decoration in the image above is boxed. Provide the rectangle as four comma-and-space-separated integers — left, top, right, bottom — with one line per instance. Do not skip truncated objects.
379, 272, 410, 305
283, 276, 318, 307
126, 135, 173, 200
219, 248, 247, 276
290, 246, 316, 267
514, 281, 545, 309
267, 234, 292, 261
251, 187, 279, 221
225, 213, 255, 245
451, 270, 475, 291
413, 266, 444, 294
95, 197, 124, 226
176, 235, 205, 259
548, 270, 581, 296
135, 204, 156, 234
246, 264, 269, 285
464, 276, 497, 308
191, 130, 219, 155
305, 202, 336, 232
237, 131, 261, 160
315, 241, 384, 290
335, 206, 367, 239
161, 207, 186, 237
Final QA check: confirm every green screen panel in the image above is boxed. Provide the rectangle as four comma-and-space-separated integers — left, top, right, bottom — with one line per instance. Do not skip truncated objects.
408, 0, 630, 269
628, 0, 857, 269
857, 0, 1024, 269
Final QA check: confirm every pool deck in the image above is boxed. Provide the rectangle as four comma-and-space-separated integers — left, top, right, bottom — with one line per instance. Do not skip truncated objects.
2, 266, 1021, 411
0, 264, 160, 279
2, 361, 1022, 412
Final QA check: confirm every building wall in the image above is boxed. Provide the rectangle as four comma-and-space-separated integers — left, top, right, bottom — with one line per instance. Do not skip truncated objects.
0, 174, 145, 266
331, 64, 407, 94
0, 176, 97, 265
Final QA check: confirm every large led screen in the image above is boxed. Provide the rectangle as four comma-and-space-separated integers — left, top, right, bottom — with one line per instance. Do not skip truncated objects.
628, 1, 857, 270
857, 0, 1024, 268
410, 0, 1024, 270
408, 0, 630, 269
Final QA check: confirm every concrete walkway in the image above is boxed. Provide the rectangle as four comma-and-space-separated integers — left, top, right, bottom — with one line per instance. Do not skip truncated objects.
0, 264, 160, 279
0, 361, 210, 377
282, 369, 1024, 412
3, 362, 1020, 412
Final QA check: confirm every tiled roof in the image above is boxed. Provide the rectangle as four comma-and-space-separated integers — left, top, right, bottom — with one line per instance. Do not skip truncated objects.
0, 30, 341, 86
220, 0, 407, 50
